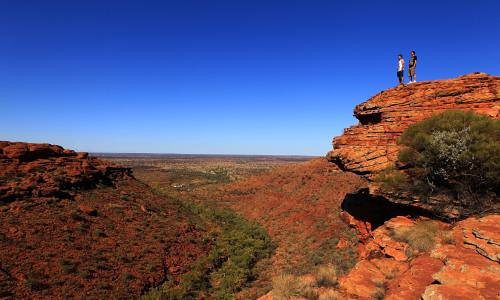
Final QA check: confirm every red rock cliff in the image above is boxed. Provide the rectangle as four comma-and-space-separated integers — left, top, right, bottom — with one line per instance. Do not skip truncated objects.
0, 141, 131, 202
327, 72, 499, 176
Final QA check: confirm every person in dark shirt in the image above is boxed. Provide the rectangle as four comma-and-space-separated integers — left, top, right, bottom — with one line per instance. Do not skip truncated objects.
408, 51, 417, 83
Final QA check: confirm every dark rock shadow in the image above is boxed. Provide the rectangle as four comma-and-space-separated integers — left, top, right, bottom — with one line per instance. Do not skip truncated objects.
341, 188, 433, 230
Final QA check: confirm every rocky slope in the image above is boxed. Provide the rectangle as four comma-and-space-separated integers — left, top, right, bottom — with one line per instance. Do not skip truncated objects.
219, 158, 366, 298
0, 142, 209, 298
327, 72, 499, 176
260, 214, 500, 300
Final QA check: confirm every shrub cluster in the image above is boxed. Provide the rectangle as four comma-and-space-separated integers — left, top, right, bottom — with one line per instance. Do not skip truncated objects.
142, 199, 275, 299
379, 110, 499, 217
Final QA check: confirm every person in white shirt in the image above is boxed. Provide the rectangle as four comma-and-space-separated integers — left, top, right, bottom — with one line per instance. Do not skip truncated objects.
397, 54, 405, 85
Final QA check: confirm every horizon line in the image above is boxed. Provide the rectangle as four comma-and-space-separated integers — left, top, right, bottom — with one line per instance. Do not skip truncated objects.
92, 152, 319, 158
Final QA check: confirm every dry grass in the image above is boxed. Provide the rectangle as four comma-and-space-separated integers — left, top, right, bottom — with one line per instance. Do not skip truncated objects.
272, 274, 316, 300
314, 265, 337, 287
391, 220, 439, 254
439, 230, 456, 245
318, 290, 339, 300
372, 288, 385, 300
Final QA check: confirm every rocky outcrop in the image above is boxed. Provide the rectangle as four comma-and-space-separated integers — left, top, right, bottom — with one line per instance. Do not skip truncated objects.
0, 141, 132, 202
339, 257, 408, 298
258, 214, 500, 299
459, 215, 500, 262
327, 72, 499, 176
341, 214, 499, 299
427, 220, 500, 299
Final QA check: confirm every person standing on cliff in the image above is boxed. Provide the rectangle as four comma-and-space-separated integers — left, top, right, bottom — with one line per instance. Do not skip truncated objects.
397, 54, 405, 85
408, 50, 417, 83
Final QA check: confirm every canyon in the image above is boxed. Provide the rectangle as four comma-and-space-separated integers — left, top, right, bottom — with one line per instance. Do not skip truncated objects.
1, 73, 498, 299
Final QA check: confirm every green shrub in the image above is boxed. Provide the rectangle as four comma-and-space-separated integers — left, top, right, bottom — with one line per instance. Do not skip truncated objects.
375, 167, 408, 190
205, 167, 231, 183
305, 231, 358, 277
122, 273, 136, 282
384, 110, 499, 217
439, 230, 456, 245
141, 198, 275, 299
94, 228, 106, 237
25, 271, 48, 291
372, 288, 385, 300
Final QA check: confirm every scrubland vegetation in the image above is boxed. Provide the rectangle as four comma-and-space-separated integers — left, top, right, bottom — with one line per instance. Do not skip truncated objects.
142, 192, 275, 299
377, 110, 499, 218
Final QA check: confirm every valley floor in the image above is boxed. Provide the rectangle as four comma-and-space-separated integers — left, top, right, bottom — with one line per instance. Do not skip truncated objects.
106, 155, 366, 299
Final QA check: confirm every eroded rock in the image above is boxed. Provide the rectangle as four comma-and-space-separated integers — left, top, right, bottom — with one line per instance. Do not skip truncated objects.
0, 141, 132, 202
328, 73, 499, 176
458, 215, 500, 262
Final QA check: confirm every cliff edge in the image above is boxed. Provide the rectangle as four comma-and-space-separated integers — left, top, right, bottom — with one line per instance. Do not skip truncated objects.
327, 72, 499, 176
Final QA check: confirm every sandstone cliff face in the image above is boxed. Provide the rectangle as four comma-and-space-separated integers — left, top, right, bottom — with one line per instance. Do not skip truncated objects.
327, 72, 499, 176
0, 141, 131, 202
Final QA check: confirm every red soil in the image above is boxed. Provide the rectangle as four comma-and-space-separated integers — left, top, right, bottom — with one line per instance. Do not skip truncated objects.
0, 142, 209, 299
220, 158, 366, 273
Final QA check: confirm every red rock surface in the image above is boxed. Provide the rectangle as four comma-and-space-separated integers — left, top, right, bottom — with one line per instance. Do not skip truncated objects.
363, 216, 415, 261
0, 142, 210, 298
0, 141, 132, 202
327, 73, 499, 176
385, 255, 443, 300
458, 214, 500, 262
428, 215, 500, 299
421, 284, 485, 300
259, 214, 499, 300
339, 214, 500, 300
338, 257, 408, 298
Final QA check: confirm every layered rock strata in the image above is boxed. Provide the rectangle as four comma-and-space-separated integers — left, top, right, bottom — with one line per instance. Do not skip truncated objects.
327, 72, 499, 176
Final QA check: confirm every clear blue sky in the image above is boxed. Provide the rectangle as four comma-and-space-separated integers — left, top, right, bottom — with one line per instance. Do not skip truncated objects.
1, 1, 499, 155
